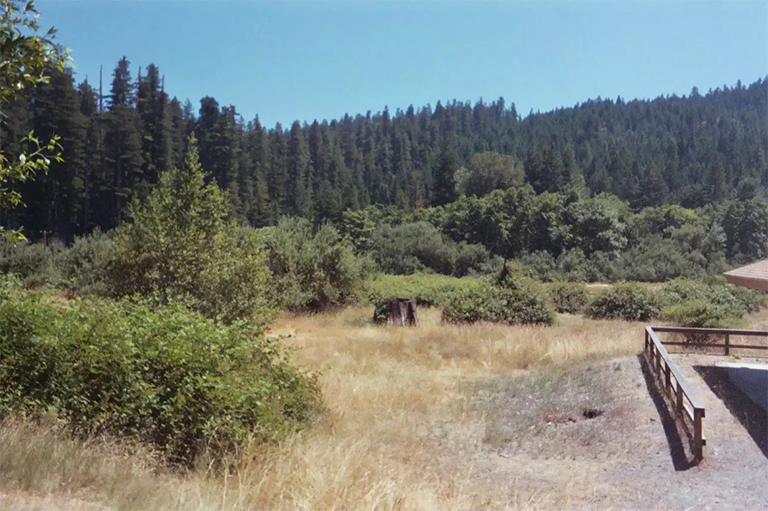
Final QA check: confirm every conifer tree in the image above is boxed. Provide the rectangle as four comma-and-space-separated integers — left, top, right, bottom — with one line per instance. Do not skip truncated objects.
431, 145, 458, 206
287, 121, 313, 217
25, 68, 86, 241
104, 57, 143, 226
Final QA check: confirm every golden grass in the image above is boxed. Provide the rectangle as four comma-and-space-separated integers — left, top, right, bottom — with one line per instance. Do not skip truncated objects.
1, 306, 649, 511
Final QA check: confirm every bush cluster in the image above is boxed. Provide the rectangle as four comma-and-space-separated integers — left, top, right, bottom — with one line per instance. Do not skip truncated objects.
587, 283, 661, 321
442, 283, 553, 325
370, 221, 502, 277
548, 281, 589, 314
258, 218, 371, 311
57, 229, 114, 294
0, 239, 63, 287
658, 278, 765, 327
0, 290, 320, 465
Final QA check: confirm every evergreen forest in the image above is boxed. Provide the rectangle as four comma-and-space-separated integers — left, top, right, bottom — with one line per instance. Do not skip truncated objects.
1, 58, 767, 279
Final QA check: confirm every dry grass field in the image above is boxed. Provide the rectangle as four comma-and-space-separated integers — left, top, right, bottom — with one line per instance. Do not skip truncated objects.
0, 307, 661, 510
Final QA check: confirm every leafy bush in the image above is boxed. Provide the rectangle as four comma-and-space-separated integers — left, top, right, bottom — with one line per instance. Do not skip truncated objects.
548, 281, 589, 313
56, 229, 113, 294
658, 278, 765, 327
442, 283, 553, 325
0, 291, 320, 465
587, 283, 661, 321
370, 221, 500, 277
107, 136, 275, 324
259, 218, 370, 311
365, 274, 483, 306
662, 299, 738, 328
0, 239, 63, 287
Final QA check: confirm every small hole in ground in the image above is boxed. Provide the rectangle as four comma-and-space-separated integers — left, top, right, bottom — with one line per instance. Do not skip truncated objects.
582, 408, 604, 419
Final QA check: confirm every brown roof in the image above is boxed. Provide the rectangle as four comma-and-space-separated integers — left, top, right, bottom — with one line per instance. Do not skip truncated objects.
724, 259, 768, 292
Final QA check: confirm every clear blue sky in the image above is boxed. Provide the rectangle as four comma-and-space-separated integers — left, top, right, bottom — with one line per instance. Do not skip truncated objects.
38, 1, 768, 128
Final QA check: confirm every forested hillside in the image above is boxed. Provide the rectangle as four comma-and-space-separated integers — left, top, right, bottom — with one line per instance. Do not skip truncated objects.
1, 57, 766, 243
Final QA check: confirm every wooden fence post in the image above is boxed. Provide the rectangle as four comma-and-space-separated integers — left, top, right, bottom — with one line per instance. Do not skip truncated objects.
724, 334, 730, 356
694, 408, 704, 462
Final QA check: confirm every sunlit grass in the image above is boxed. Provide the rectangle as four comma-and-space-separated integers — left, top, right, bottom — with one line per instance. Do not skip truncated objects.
2, 306, 651, 510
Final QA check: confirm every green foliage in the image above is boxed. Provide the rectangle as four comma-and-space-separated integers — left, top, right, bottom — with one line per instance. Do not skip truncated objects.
548, 281, 589, 314
338, 208, 376, 253
365, 273, 483, 306
432, 146, 459, 206
722, 198, 768, 262
372, 300, 390, 323
587, 283, 661, 321
259, 218, 370, 311
442, 282, 553, 325
56, 229, 113, 294
463, 152, 524, 198
0, 0, 67, 242
658, 278, 765, 327
0, 238, 62, 287
0, 290, 320, 465
107, 135, 275, 324
370, 221, 501, 277
661, 300, 738, 328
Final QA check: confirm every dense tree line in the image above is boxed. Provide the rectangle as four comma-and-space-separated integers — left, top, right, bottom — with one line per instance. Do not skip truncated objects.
1, 57, 766, 244
338, 188, 768, 281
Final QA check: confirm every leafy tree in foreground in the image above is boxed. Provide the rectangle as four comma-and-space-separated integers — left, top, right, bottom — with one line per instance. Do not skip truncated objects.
108, 134, 275, 324
0, 0, 67, 241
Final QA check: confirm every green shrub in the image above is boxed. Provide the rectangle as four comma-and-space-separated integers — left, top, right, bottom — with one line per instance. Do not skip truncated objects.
587, 283, 661, 321
658, 278, 765, 327
372, 300, 390, 323
548, 281, 589, 313
442, 283, 553, 325
365, 274, 484, 306
259, 218, 370, 311
0, 291, 320, 465
662, 299, 739, 328
370, 221, 500, 277
107, 136, 275, 324
56, 229, 113, 295
0, 239, 62, 287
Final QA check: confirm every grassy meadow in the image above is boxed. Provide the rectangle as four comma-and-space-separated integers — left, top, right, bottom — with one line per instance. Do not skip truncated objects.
1, 305, 647, 511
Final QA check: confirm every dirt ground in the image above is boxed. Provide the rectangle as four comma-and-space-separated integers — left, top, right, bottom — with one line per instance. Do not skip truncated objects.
460, 352, 768, 510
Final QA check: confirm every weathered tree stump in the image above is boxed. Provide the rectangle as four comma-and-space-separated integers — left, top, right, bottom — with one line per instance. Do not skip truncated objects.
375, 298, 419, 327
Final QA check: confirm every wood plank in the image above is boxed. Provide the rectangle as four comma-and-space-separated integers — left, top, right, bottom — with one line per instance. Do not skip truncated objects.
646, 327, 705, 413
661, 341, 768, 350
650, 326, 768, 337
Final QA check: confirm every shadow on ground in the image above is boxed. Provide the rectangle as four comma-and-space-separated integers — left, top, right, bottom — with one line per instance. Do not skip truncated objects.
695, 365, 768, 459
637, 354, 694, 471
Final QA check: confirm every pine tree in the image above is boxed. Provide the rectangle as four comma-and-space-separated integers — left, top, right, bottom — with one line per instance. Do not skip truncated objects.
77, 78, 101, 232
431, 146, 458, 206
136, 63, 172, 188
25, 68, 87, 241
104, 57, 143, 226
287, 121, 313, 217
267, 124, 287, 215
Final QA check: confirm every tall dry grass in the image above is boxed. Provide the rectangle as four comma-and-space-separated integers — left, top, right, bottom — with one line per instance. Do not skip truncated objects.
2, 307, 647, 511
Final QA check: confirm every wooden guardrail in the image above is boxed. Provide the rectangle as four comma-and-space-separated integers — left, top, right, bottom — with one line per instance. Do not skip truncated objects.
650, 326, 768, 356
644, 326, 706, 461
645, 325, 768, 462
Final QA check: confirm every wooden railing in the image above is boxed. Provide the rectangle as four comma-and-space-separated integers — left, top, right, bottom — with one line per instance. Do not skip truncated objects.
644, 326, 706, 461
650, 326, 768, 356
644, 325, 768, 462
